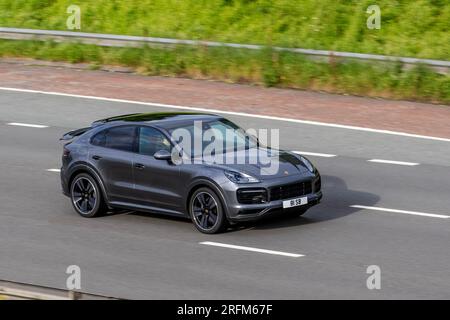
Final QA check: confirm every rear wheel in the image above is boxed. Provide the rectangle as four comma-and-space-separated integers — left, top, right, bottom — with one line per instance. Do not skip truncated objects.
70, 173, 107, 218
189, 187, 228, 234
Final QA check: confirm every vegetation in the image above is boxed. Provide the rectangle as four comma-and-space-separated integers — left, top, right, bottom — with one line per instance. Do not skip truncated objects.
1, 40, 448, 103
0, 0, 449, 59
0, 1, 448, 103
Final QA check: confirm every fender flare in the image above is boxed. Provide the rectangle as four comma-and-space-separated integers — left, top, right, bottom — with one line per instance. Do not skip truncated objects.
68, 162, 110, 205
185, 178, 230, 219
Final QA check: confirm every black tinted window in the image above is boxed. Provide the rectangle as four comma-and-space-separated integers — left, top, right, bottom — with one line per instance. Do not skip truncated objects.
104, 126, 136, 152
91, 130, 106, 146
139, 127, 171, 156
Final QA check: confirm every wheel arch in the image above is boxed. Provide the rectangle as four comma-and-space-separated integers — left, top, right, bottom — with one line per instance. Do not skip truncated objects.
185, 178, 229, 219
68, 163, 110, 205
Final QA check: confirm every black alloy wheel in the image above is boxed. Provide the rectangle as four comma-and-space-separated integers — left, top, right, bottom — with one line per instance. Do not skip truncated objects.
70, 173, 106, 217
189, 188, 227, 234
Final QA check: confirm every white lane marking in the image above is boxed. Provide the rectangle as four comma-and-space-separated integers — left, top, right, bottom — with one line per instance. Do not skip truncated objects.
1, 86, 449, 142
7, 122, 48, 128
293, 151, 337, 158
199, 241, 304, 258
351, 205, 450, 219
368, 159, 419, 166
46, 169, 61, 172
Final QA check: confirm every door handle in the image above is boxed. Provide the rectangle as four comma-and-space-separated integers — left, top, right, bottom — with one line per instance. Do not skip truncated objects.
92, 155, 102, 160
134, 163, 145, 169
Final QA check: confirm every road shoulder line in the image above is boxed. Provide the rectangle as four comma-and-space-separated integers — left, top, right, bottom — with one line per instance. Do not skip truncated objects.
199, 241, 304, 258
351, 205, 450, 219
1, 86, 450, 143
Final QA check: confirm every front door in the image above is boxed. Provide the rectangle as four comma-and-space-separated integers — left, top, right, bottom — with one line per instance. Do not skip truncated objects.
133, 126, 183, 212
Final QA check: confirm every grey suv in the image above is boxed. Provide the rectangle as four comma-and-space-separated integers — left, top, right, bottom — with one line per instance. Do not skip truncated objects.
60, 113, 322, 233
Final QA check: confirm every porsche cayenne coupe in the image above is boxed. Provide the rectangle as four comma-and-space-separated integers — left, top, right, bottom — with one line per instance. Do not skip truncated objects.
60, 112, 322, 233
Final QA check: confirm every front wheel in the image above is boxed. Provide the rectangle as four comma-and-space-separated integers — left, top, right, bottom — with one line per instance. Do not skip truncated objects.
189, 187, 228, 234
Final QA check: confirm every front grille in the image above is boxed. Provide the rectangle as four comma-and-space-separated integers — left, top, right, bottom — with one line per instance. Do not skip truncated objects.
269, 181, 312, 201
237, 188, 268, 204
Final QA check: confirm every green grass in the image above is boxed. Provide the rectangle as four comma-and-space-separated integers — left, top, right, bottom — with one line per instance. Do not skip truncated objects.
0, 1, 448, 103
1, 39, 448, 104
0, 0, 449, 59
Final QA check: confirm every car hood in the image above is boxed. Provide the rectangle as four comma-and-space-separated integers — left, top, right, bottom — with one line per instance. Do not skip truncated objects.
193, 148, 312, 180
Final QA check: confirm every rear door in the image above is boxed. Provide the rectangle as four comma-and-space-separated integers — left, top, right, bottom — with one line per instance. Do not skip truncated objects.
133, 126, 183, 212
89, 125, 137, 203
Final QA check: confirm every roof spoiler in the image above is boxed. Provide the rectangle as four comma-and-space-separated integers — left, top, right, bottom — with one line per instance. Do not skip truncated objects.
91, 113, 142, 127
60, 113, 144, 141
59, 127, 92, 141
60, 113, 146, 141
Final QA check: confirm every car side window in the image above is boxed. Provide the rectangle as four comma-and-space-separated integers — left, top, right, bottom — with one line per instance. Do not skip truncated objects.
103, 126, 137, 152
90, 126, 137, 151
91, 129, 107, 147
138, 127, 171, 156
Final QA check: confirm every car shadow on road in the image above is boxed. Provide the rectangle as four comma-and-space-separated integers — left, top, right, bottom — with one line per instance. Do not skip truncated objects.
108, 208, 191, 225
105, 175, 379, 233
234, 175, 380, 232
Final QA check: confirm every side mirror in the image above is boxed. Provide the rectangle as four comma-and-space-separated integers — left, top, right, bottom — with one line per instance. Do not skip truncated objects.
154, 149, 172, 161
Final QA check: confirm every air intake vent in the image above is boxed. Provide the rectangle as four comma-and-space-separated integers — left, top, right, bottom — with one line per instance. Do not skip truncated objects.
270, 181, 312, 201
237, 188, 268, 204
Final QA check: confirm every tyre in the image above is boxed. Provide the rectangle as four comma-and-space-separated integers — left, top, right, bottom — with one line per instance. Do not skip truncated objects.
70, 173, 107, 218
189, 187, 228, 234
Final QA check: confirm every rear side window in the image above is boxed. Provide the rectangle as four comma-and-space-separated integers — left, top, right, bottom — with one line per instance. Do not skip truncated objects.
106, 126, 136, 152
138, 126, 171, 156
91, 126, 136, 152
91, 130, 106, 146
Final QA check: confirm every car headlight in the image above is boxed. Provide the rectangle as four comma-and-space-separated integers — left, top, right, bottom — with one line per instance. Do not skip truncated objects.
224, 170, 260, 184
300, 156, 315, 173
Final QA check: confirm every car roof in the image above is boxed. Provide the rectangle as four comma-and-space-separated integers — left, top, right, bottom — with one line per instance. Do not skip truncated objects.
92, 112, 223, 129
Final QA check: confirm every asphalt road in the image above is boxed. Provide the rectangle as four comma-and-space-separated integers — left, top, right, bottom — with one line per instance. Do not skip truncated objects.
0, 90, 449, 299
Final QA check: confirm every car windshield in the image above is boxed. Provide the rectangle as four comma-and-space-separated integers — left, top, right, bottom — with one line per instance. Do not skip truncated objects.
167, 119, 258, 158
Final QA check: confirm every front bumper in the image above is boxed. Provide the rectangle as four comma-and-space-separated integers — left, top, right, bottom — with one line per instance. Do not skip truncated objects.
219, 170, 323, 222
227, 191, 322, 222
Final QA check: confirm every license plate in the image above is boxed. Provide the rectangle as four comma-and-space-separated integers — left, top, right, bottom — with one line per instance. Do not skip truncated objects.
283, 196, 308, 209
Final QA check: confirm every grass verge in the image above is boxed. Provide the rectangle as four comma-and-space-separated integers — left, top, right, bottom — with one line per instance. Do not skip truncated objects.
0, 39, 448, 104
